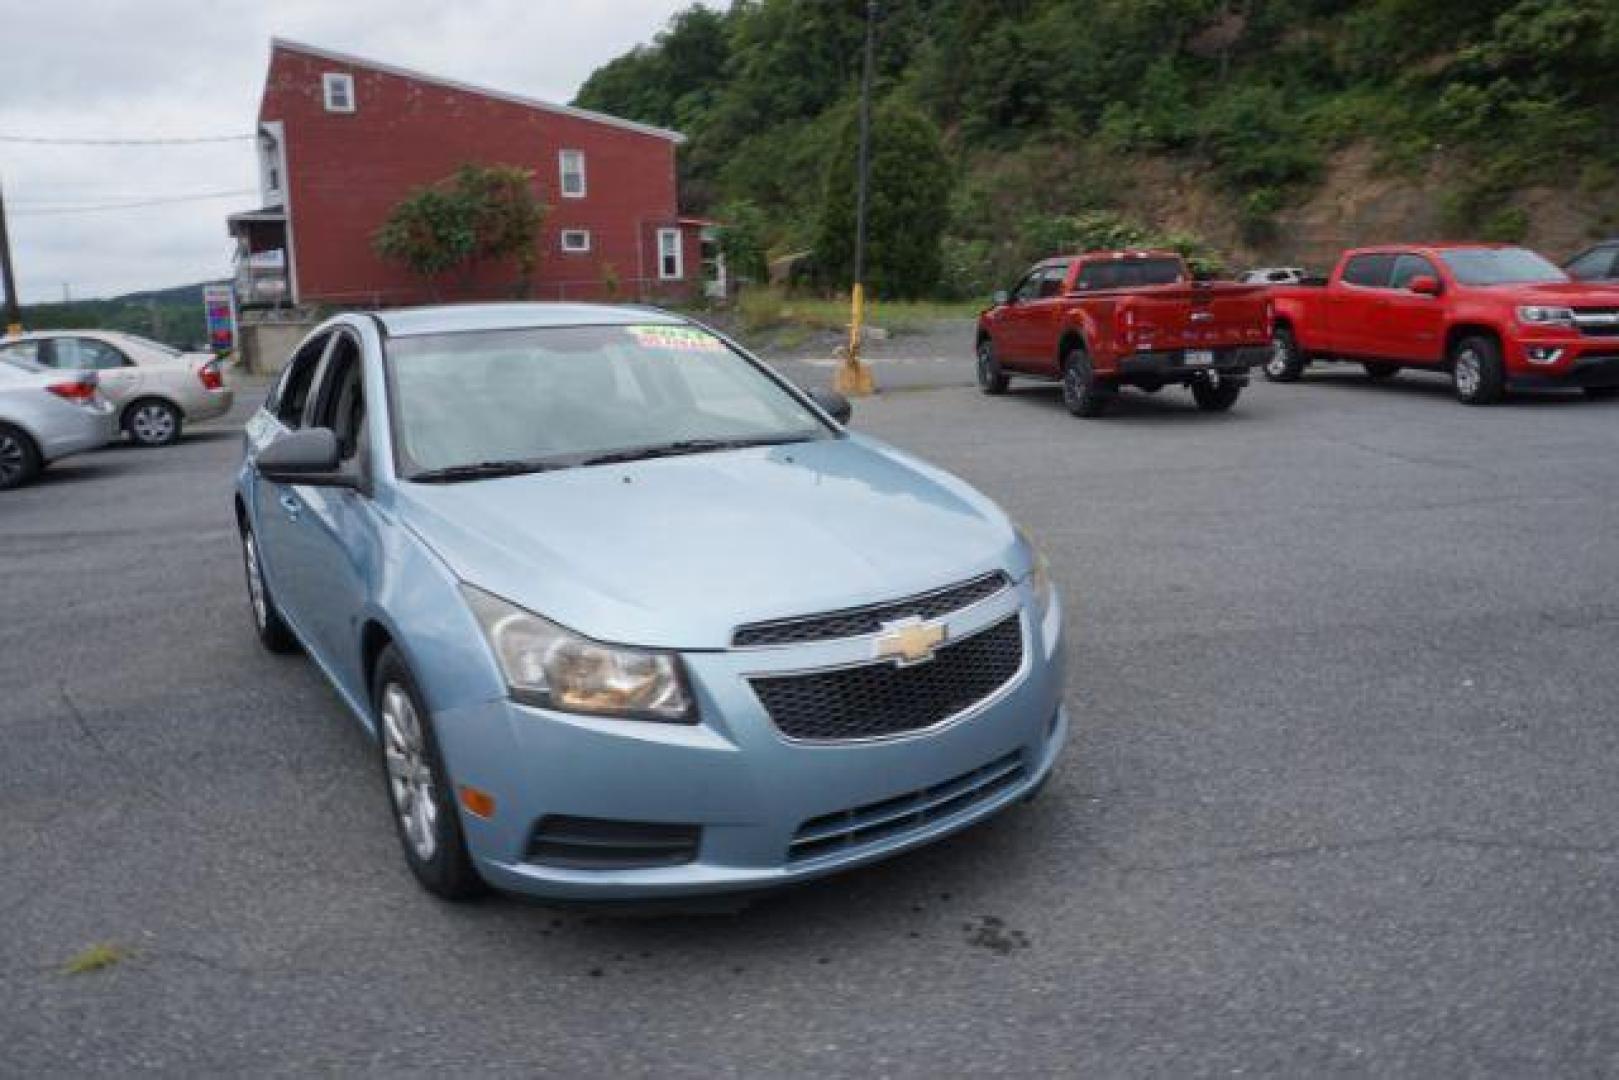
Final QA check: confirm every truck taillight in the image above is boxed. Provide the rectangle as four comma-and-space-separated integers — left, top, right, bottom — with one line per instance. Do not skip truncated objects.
47, 380, 98, 405
1119, 307, 1136, 346
198, 361, 223, 391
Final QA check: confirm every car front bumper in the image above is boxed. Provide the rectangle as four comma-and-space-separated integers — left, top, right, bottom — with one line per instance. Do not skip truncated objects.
1506, 348, 1619, 389
436, 582, 1068, 901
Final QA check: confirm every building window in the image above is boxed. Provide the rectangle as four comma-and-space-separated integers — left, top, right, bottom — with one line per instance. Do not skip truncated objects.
558, 150, 586, 198
322, 73, 355, 113
560, 229, 591, 253
657, 228, 683, 280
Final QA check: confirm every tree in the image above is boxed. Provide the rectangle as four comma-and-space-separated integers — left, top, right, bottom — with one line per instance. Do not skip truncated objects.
374, 164, 547, 297
814, 100, 952, 299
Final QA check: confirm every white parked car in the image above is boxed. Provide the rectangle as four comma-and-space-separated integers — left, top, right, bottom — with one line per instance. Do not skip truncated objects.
0, 330, 233, 447
1240, 267, 1309, 285
0, 355, 117, 489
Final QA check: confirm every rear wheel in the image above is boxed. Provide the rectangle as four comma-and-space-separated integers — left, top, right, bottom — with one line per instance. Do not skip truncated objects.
0, 423, 42, 491
1451, 335, 1505, 406
1364, 362, 1399, 381
1061, 345, 1114, 418
975, 336, 1009, 395
126, 399, 182, 447
1264, 327, 1306, 382
373, 646, 487, 902
1191, 377, 1243, 412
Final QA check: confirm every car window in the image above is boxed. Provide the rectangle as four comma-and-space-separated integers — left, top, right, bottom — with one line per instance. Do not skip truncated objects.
309, 333, 367, 462
1010, 269, 1045, 303
1076, 258, 1184, 290
1567, 245, 1618, 282
1390, 254, 1439, 290
44, 338, 131, 370
0, 341, 40, 366
272, 332, 331, 429
1035, 266, 1067, 299
1341, 254, 1396, 288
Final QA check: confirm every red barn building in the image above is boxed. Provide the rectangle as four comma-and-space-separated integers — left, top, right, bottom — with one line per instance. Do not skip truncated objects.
228, 39, 710, 309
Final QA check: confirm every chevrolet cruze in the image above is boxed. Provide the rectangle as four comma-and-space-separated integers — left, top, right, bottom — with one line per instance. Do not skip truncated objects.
236, 304, 1067, 902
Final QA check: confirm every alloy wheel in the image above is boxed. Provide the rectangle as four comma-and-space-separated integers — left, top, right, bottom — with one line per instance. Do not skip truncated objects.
242, 530, 268, 630
1454, 348, 1482, 399
1265, 336, 1292, 378
131, 404, 176, 445
0, 434, 23, 487
381, 683, 438, 863
976, 340, 993, 385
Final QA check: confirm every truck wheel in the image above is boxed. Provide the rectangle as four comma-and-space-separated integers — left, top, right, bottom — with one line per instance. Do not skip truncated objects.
1061, 346, 1113, 418
1264, 328, 1305, 382
1191, 377, 1243, 412
1364, 362, 1399, 381
1451, 335, 1505, 406
976, 336, 1009, 395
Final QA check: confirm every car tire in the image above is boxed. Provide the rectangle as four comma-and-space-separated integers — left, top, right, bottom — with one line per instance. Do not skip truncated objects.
240, 523, 298, 653
1451, 335, 1505, 406
1191, 377, 1243, 412
372, 645, 487, 902
1061, 345, 1113, 417
0, 422, 42, 491
1364, 362, 1399, 381
976, 336, 1010, 395
1264, 327, 1306, 383
1583, 386, 1619, 401
125, 398, 183, 447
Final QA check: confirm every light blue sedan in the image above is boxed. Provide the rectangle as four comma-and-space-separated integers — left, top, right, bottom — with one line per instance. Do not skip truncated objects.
236, 304, 1067, 902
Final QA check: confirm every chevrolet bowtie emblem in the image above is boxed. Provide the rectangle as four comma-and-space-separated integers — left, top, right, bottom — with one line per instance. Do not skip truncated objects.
874, 617, 947, 667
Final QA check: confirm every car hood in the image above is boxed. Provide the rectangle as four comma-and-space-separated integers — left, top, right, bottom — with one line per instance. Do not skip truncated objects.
395, 434, 1023, 649
1490, 282, 1619, 304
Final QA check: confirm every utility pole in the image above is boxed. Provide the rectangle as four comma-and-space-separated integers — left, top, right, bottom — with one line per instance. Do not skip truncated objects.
835, 0, 877, 397
0, 177, 21, 334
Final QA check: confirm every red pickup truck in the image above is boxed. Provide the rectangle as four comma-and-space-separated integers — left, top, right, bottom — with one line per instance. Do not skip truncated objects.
1266, 244, 1619, 404
976, 251, 1273, 417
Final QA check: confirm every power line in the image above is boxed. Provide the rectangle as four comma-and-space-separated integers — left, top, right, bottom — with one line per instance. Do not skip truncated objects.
10, 189, 259, 216
0, 132, 255, 146
11, 187, 260, 208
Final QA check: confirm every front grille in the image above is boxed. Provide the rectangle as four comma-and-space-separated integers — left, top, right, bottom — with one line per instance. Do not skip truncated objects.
1575, 309, 1619, 337
750, 614, 1023, 741
788, 750, 1027, 863
525, 815, 700, 870
732, 571, 1009, 648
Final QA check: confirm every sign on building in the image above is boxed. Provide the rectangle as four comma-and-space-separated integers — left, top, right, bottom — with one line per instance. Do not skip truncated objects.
203, 283, 237, 355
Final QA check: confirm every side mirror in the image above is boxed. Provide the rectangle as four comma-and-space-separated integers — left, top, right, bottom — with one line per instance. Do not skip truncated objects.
256, 427, 355, 487
1408, 275, 1442, 296
808, 386, 853, 425
991, 289, 1011, 307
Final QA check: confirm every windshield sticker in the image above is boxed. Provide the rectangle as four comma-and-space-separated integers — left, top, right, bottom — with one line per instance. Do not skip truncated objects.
627, 325, 726, 353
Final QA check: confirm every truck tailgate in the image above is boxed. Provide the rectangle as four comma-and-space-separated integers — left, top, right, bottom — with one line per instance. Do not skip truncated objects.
1121, 283, 1271, 351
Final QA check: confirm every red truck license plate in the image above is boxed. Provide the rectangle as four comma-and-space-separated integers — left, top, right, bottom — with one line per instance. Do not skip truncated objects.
1185, 350, 1214, 365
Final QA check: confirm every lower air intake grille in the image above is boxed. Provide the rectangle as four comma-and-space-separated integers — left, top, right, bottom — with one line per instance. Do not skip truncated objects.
525, 815, 700, 870
788, 750, 1027, 863
750, 614, 1023, 741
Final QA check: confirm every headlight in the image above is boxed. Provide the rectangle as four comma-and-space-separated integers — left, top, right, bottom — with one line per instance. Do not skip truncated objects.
1518, 305, 1575, 328
461, 585, 694, 723
1015, 525, 1055, 617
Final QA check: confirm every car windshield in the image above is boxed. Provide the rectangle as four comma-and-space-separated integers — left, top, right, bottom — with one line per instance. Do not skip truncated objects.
385, 323, 833, 478
1440, 248, 1568, 286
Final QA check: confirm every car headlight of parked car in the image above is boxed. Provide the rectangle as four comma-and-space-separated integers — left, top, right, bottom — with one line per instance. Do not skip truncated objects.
1517, 305, 1576, 328
1015, 525, 1056, 619
461, 585, 695, 722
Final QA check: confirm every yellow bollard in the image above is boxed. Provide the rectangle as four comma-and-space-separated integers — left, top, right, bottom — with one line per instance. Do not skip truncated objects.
834, 282, 876, 396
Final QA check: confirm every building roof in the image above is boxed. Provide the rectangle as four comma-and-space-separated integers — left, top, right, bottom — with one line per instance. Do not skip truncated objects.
372, 302, 687, 337
270, 38, 686, 145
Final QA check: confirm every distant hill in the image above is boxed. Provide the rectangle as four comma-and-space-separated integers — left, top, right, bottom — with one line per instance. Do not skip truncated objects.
18, 281, 223, 348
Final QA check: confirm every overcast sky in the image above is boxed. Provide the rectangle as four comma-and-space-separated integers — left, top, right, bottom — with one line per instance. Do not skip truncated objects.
0, 0, 703, 304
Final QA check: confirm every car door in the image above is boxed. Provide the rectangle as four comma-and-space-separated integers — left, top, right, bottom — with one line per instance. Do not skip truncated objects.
992, 266, 1051, 368
1330, 253, 1396, 357
271, 330, 379, 699
1017, 264, 1072, 377
1379, 253, 1447, 364
249, 331, 334, 646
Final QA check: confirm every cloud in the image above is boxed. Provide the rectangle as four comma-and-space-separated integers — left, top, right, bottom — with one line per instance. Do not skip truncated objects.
0, 0, 702, 303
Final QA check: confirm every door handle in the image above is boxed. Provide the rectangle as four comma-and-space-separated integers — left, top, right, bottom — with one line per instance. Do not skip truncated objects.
279, 492, 302, 520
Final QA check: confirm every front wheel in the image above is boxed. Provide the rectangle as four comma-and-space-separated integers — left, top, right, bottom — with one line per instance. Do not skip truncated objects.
1451, 335, 1505, 406
0, 423, 42, 491
1061, 347, 1114, 417
126, 399, 183, 447
240, 524, 298, 653
1191, 377, 1243, 412
373, 646, 486, 902
976, 336, 1010, 395
1264, 328, 1306, 383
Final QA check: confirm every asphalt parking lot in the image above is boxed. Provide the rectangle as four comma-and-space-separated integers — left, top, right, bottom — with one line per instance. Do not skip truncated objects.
5, 359, 1619, 1075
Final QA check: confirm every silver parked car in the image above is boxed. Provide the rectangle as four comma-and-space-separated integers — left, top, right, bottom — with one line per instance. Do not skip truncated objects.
0, 356, 117, 490
0, 330, 232, 447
